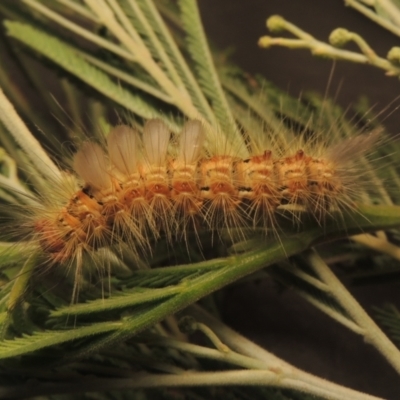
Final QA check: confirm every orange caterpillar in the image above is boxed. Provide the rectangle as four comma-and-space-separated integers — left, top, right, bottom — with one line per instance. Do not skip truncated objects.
33, 118, 380, 266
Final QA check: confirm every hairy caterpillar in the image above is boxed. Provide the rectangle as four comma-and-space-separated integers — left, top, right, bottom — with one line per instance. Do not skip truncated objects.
28, 116, 382, 280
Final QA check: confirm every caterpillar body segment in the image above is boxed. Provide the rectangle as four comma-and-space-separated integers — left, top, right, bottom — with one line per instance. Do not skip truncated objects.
170, 120, 205, 241
236, 150, 281, 231
140, 119, 173, 241
107, 125, 155, 251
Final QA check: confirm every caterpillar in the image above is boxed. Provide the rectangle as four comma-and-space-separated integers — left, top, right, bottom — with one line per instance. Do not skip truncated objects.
29, 117, 382, 276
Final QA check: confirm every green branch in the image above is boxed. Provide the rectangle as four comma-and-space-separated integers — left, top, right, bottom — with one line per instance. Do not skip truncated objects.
259, 15, 400, 77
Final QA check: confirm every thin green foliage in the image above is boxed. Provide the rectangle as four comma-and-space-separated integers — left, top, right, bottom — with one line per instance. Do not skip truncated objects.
132, 0, 217, 123
177, 0, 244, 150
5, 21, 172, 123
0, 321, 121, 359
1, 204, 399, 361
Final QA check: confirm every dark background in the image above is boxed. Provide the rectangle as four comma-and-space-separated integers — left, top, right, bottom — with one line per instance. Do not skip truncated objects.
199, 1, 400, 399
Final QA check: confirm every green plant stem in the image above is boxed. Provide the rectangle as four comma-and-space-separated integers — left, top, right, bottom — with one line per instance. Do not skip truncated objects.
193, 322, 230, 352
0, 175, 34, 205
0, 87, 61, 183
118, 0, 183, 88
259, 16, 400, 76
377, 0, 400, 25
7, 252, 38, 312
187, 305, 383, 400
352, 233, 400, 261
0, 241, 35, 260
56, 0, 100, 22
77, 51, 173, 103
345, 0, 400, 37
280, 262, 330, 291
50, 285, 185, 317
303, 292, 365, 333
84, 0, 202, 120
145, 337, 267, 369
0, 370, 384, 400
22, 0, 137, 61
143, 0, 218, 124
49, 204, 400, 322
59, 204, 400, 358
0, 150, 36, 205
0, 207, 398, 395
259, 36, 367, 62
177, 0, 237, 134
305, 248, 400, 374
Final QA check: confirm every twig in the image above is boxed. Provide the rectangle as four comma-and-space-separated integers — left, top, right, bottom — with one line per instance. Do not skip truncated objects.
259, 15, 400, 77
0, 370, 384, 400
345, 0, 400, 37
352, 233, 400, 261
0, 87, 61, 182
187, 305, 383, 400
305, 248, 400, 374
